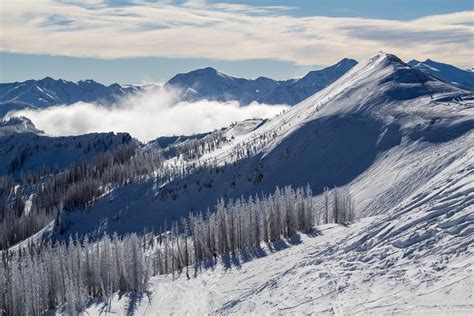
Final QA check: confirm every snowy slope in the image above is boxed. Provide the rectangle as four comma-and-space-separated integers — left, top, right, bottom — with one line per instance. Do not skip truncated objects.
259, 58, 357, 105
85, 117, 474, 314
57, 53, 473, 240
0, 77, 139, 117
409, 59, 474, 91
0, 127, 137, 178
85, 220, 473, 315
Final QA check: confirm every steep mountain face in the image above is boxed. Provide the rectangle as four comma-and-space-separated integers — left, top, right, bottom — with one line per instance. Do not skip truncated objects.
57, 53, 473, 239
0, 123, 137, 178
259, 58, 357, 105
0, 77, 139, 117
165, 59, 357, 105
409, 59, 474, 91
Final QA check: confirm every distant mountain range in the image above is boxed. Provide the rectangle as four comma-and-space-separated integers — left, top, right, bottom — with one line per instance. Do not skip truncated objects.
1, 58, 471, 117
252, 58, 358, 105
165, 58, 358, 105
0, 77, 139, 117
408, 59, 474, 91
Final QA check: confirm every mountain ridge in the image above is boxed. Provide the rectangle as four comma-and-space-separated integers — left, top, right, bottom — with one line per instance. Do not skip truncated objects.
408, 58, 474, 91
0, 116, 137, 178
2, 57, 471, 118
0, 77, 139, 117
166, 58, 358, 105
53, 52, 473, 237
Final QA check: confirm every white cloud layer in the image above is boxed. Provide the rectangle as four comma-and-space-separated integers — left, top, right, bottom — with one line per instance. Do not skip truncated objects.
0, 0, 472, 67
7, 87, 288, 142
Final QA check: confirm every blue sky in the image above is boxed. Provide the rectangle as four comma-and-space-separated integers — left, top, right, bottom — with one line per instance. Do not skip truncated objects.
195, 0, 474, 19
1, 0, 473, 84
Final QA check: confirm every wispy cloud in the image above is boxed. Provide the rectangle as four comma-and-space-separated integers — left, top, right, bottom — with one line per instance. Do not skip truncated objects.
0, 0, 472, 67
7, 87, 288, 142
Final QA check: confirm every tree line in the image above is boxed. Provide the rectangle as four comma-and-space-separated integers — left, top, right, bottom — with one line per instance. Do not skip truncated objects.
0, 185, 355, 315
0, 144, 164, 249
0, 126, 287, 251
1, 119, 287, 250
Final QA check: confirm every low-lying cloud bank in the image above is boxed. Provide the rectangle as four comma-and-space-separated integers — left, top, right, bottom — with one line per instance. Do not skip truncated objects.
8, 87, 288, 142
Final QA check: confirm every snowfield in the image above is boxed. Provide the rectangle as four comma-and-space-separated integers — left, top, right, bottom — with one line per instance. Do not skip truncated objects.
84, 120, 473, 315
84, 219, 472, 315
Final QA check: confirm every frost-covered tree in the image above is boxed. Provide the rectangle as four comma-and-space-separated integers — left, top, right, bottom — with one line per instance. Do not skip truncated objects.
1, 184, 356, 314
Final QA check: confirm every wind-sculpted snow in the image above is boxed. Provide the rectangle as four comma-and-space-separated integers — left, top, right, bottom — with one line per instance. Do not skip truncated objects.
81, 140, 473, 314
83, 195, 473, 315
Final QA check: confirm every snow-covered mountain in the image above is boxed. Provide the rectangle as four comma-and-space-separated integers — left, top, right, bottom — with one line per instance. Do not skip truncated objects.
409, 59, 474, 91
165, 67, 284, 105
0, 60, 356, 117
70, 52, 472, 314
3, 57, 471, 120
57, 53, 472, 237
0, 77, 139, 117
165, 58, 357, 105
2, 53, 473, 314
0, 118, 137, 177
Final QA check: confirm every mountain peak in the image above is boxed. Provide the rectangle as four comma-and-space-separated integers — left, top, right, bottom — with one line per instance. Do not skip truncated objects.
188, 67, 219, 76
368, 52, 406, 68
202, 66, 217, 72
78, 79, 100, 85
337, 58, 358, 65
39, 76, 56, 83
